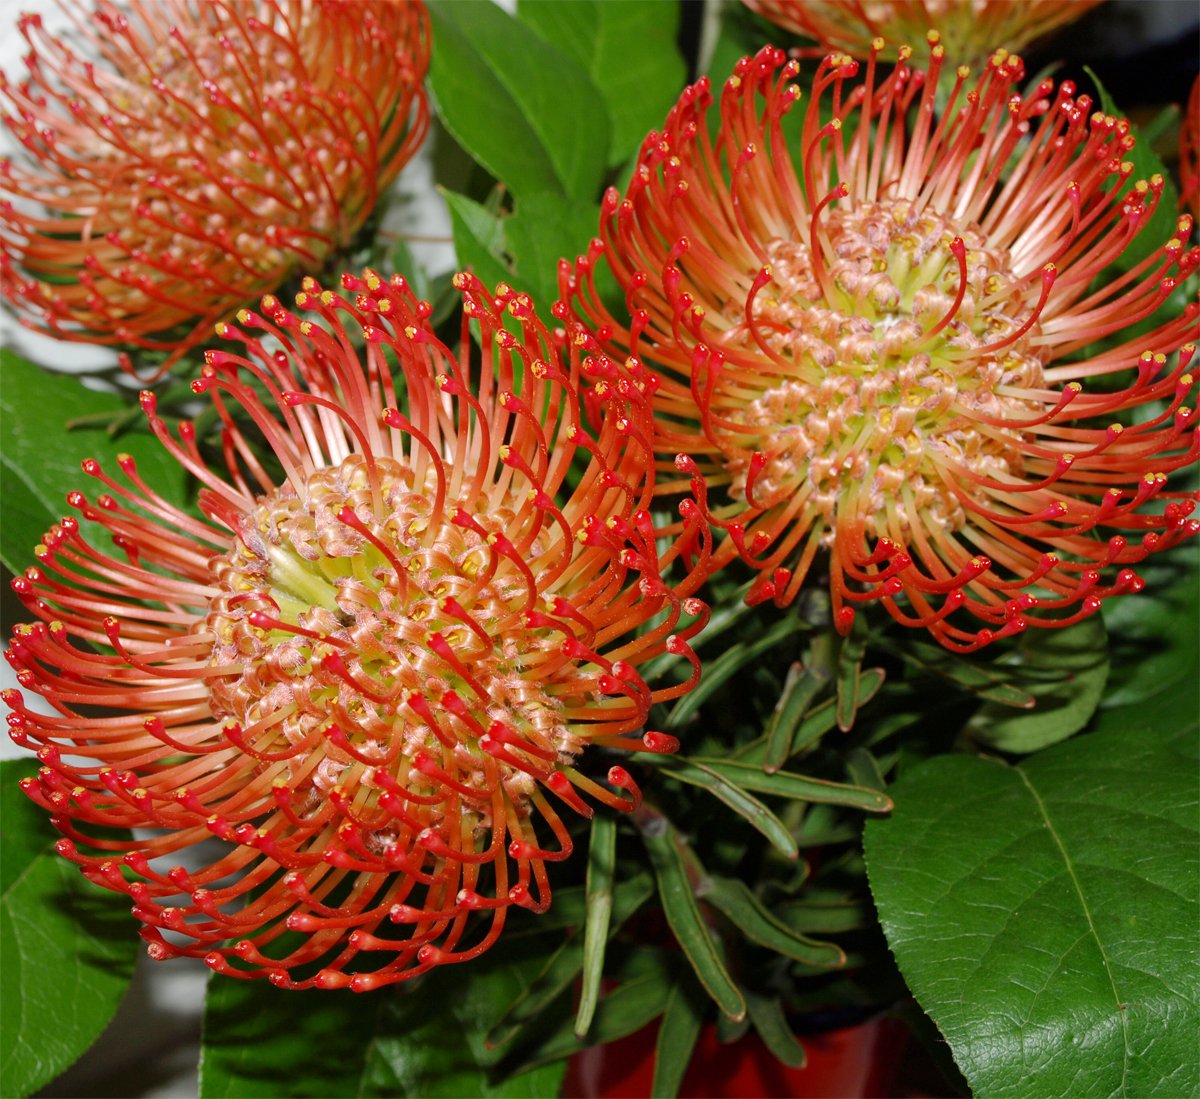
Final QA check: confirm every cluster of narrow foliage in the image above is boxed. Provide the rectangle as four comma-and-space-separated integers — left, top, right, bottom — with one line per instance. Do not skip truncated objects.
563, 42, 1199, 651
1, 0, 429, 371
2, 0, 1197, 991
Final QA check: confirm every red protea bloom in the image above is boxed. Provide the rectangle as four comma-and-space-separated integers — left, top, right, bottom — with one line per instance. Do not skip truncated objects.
4, 272, 707, 991
743, 0, 1102, 65
1182, 76, 1200, 221
563, 44, 1199, 652
1, 0, 430, 373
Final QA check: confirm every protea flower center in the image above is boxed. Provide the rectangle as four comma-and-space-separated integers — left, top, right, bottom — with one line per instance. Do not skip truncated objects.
207, 454, 574, 831
718, 200, 1047, 538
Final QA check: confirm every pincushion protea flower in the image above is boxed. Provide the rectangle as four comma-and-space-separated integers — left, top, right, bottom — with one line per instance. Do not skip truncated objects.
4, 271, 708, 991
742, 0, 1102, 65
1, 0, 430, 374
563, 43, 1200, 652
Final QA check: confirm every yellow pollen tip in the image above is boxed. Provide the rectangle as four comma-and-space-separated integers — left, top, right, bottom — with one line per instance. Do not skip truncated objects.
406, 326, 419, 340
236, 309, 251, 323
957, 65, 970, 79
1120, 160, 1133, 174
830, 118, 842, 131
214, 322, 229, 336
300, 321, 313, 336
499, 444, 511, 459
575, 529, 589, 543
320, 291, 335, 306
366, 275, 382, 291
874, 36, 886, 50
925, 30, 939, 45
302, 276, 318, 291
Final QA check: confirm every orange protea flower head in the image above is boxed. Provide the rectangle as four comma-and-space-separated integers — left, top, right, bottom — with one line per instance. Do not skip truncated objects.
1, 0, 430, 373
1182, 75, 1200, 221
563, 45, 1200, 652
743, 0, 1103, 65
4, 272, 707, 991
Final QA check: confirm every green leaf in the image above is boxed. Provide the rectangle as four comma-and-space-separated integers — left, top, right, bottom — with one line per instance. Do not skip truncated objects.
744, 988, 806, 1069
637, 814, 746, 1022
576, 815, 617, 1039
199, 978, 382, 1098
202, 932, 568, 1097
0, 349, 187, 575
428, 1, 610, 203
1, 760, 139, 1098
684, 758, 893, 813
703, 875, 844, 967
517, 0, 687, 168
667, 616, 805, 728
763, 639, 834, 772
899, 639, 1038, 708
1100, 547, 1199, 714
516, 949, 675, 1071
489, 871, 652, 1049
863, 722, 1199, 1098
363, 949, 569, 1098
652, 976, 705, 1099
1085, 67, 1181, 275
441, 190, 512, 293
964, 615, 1109, 753
651, 757, 799, 858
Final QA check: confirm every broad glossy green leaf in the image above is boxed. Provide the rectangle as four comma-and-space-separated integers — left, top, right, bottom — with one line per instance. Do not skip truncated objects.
518, 0, 687, 168
863, 721, 1199, 1098
1, 760, 139, 1098
1086, 67, 1181, 275
964, 615, 1109, 753
506, 192, 601, 310
441, 190, 512, 293
428, 1, 610, 202
0, 349, 187, 575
